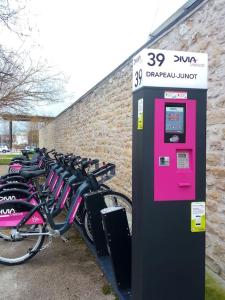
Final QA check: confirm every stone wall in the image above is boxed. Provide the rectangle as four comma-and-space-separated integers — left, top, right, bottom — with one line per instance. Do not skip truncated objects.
40, 0, 225, 278
40, 63, 133, 196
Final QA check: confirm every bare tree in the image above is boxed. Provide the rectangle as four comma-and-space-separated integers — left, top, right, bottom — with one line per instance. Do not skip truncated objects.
0, 0, 19, 28
0, 48, 69, 113
0, 0, 30, 36
0, 1, 71, 114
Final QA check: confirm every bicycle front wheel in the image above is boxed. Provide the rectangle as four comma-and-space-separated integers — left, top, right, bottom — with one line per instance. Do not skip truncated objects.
0, 224, 45, 266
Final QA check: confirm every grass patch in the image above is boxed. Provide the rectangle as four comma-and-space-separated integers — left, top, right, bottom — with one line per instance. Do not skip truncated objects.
0, 154, 15, 165
0, 153, 32, 165
206, 272, 225, 300
102, 283, 112, 295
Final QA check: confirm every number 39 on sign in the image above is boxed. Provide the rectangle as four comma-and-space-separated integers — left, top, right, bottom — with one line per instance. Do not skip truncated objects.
134, 69, 143, 88
133, 49, 166, 89
147, 52, 165, 67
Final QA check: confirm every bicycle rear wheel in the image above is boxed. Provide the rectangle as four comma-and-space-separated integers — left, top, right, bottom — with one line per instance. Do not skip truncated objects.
83, 191, 132, 242
66, 183, 110, 215
0, 224, 45, 265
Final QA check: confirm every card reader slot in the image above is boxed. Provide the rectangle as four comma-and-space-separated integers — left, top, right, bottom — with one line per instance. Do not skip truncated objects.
178, 183, 191, 187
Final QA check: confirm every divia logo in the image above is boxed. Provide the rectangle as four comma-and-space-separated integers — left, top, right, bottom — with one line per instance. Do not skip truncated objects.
0, 208, 16, 215
174, 55, 197, 64
133, 55, 142, 65
0, 195, 17, 201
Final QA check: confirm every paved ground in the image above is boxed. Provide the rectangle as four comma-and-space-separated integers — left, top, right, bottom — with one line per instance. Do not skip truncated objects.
0, 165, 114, 300
0, 165, 8, 173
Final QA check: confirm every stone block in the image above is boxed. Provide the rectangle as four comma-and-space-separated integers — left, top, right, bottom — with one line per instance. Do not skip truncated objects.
207, 153, 221, 166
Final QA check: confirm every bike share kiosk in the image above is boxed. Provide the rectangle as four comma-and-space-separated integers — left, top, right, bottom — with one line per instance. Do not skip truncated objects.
132, 49, 208, 300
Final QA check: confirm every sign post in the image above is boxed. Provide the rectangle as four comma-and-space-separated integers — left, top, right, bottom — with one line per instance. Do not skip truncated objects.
132, 49, 207, 300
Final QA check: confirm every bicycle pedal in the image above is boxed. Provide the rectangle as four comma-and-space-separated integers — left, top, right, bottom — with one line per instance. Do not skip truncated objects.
61, 235, 69, 243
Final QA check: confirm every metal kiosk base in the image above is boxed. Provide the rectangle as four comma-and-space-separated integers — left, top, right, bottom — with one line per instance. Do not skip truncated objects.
73, 191, 131, 300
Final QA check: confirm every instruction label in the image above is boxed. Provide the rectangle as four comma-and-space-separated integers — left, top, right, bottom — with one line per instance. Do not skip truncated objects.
137, 98, 143, 130
191, 202, 206, 233
164, 91, 187, 99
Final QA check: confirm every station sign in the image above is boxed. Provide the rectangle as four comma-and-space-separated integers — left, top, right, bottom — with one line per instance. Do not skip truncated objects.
133, 48, 208, 90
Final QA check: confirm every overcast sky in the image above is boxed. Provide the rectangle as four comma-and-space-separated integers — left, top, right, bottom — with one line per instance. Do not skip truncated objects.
2, 0, 188, 116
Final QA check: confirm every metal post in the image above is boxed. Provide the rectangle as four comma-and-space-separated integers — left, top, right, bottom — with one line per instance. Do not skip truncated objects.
9, 120, 12, 151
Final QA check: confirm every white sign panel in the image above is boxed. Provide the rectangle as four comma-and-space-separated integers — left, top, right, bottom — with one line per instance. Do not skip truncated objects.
137, 98, 143, 130
133, 48, 208, 90
191, 202, 206, 232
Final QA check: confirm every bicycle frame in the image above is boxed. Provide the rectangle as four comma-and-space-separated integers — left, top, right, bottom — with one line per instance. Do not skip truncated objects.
0, 162, 116, 239
45, 180, 90, 234
8, 180, 91, 237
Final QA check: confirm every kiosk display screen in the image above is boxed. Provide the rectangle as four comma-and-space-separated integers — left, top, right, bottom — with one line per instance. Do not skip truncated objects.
165, 106, 184, 134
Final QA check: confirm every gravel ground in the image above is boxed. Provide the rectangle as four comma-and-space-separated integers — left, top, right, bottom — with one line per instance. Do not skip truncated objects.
0, 165, 115, 300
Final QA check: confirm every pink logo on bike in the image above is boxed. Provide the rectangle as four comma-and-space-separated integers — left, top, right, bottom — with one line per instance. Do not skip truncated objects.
50, 175, 59, 192
9, 163, 22, 171
55, 181, 64, 200
0, 211, 44, 227
60, 186, 71, 208
69, 196, 82, 224
47, 170, 54, 186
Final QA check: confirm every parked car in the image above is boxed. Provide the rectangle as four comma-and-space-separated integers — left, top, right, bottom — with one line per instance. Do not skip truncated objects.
24, 146, 36, 153
0, 145, 10, 153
